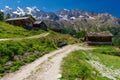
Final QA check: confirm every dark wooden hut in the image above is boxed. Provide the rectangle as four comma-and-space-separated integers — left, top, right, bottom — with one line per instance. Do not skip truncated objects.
5, 17, 34, 27
33, 21, 48, 30
85, 31, 113, 45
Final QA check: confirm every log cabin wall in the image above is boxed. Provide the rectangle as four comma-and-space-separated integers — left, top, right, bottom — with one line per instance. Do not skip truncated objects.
87, 36, 112, 42
85, 31, 113, 45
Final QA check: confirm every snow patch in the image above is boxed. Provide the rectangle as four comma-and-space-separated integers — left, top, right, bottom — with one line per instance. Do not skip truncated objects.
26, 7, 32, 15
89, 16, 95, 20
63, 9, 69, 11
46, 15, 50, 18
5, 6, 12, 10
0, 9, 4, 12
62, 15, 68, 20
32, 6, 40, 12
70, 17, 76, 20
13, 7, 25, 16
59, 15, 63, 18
59, 15, 68, 20
79, 15, 84, 18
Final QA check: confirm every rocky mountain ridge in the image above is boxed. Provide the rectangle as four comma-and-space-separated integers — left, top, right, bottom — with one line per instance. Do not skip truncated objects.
1, 6, 120, 33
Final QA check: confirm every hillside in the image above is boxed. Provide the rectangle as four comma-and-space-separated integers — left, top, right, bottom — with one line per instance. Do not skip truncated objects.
0, 21, 79, 77
1, 44, 120, 80
0, 21, 46, 38
0, 20, 120, 80
2, 7, 120, 45
0, 7, 120, 80
61, 46, 120, 80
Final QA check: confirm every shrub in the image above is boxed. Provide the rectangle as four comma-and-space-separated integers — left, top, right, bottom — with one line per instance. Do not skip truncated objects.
0, 31, 78, 76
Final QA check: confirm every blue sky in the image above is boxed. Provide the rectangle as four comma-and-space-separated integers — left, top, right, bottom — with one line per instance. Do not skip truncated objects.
0, 0, 120, 17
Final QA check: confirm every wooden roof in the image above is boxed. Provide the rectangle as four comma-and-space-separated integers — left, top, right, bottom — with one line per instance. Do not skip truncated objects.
5, 17, 30, 21
5, 17, 35, 23
86, 31, 113, 37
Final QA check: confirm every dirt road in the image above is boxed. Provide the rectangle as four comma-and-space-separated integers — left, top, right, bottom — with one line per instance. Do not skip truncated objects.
1, 45, 90, 80
0, 33, 49, 42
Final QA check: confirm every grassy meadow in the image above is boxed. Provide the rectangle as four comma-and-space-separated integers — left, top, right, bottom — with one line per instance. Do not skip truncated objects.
0, 21, 79, 76
0, 30, 78, 76
0, 21, 46, 38
61, 46, 120, 80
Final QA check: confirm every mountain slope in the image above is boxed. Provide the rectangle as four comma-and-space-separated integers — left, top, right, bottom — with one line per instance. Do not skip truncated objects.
0, 21, 46, 38
61, 46, 120, 80
0, 24, 78, 77
1, 6, 120, 36
1, 6, 119, 24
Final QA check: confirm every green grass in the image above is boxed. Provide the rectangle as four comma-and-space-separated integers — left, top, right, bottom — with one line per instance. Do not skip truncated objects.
0, 31, 78, 77
0, 21, 79, 76
61, 50, 109, 80
0, 38, 56, 76
0, 21, 46, 38
61, 46, 120, 80
91, 46, 120, 69
92, 46, 120, 56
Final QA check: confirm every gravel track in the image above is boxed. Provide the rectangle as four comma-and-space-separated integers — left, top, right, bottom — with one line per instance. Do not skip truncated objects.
0, 33, 49, 42
1, 45, 90, 80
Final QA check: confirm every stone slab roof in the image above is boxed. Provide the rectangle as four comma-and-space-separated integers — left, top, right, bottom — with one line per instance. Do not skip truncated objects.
5, 17, 30, 21
86, 31, 113, 37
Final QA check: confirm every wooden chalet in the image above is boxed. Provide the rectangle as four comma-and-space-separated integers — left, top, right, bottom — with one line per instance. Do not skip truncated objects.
33, 21, 48, 30
5, 17, 34, 27
85, 31, 113, 45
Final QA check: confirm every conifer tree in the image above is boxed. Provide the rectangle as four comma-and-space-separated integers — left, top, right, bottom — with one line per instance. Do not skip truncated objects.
5, 13, 11, 19
0, 11, 4, 21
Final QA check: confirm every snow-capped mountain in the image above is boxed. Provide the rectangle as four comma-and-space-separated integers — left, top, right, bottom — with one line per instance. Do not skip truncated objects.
1, 6, 59, 21
13, 7, 25, 16
1, 6, 120, 32
2, 6, 13, 15
1, 6, 118, 22
55, 9, 99, 20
